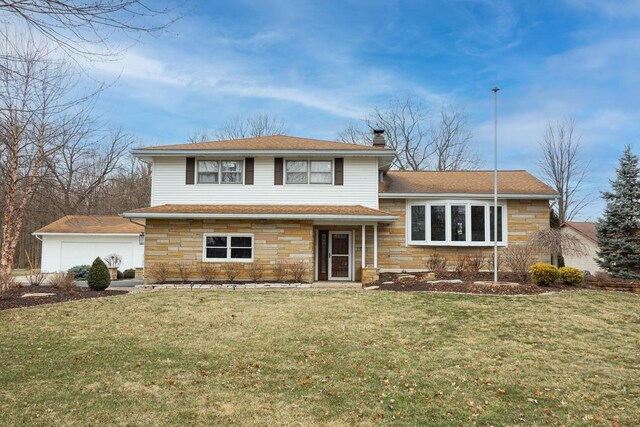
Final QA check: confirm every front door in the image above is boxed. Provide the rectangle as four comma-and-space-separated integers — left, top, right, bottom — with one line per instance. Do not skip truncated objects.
329, 231, 351, 280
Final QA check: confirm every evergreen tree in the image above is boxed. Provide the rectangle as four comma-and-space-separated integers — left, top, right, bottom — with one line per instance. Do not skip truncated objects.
596, 145, 640, 278
87, 257, 111, 291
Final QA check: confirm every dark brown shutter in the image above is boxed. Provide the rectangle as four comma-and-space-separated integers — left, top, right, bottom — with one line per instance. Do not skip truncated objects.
334, 158, 344, 185
185, 157, 195, 185
245, 158, 254, 185
274, 157, 283, 185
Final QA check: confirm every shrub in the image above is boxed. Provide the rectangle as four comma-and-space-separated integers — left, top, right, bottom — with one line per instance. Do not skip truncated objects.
289, 261, 308, 283
463, 254, 486, 278
594, 271, 611, 283
199, 263, 216, 283
150, 263, 170, 284
249, 262, 264, 282
49, 272, 76, 293
273, 260, 288, 282
530, 263, 559, 286
222, 262, 241, 282
425, 252, 447, 272
558, 267, 584, 285
87, 257, 111, 291
103, 253, 122, 269
505, 244, 536, 283
26, 269, 47, 286
452, 257, 467, 276
177, 262, 191, 283
116, 270, 124, 280
67, 264, 90, 280
0, 272, 20, 290
123, 269, 136, 279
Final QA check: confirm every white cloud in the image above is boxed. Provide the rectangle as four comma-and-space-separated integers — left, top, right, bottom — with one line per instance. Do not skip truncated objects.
565, 0, 640, 18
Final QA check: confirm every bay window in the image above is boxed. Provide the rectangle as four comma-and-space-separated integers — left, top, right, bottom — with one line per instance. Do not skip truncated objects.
408, 201, 506, 246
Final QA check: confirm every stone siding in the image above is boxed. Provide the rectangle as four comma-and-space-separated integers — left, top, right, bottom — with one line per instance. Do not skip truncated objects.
375, 198, 551, 272
144, 219, 314, 283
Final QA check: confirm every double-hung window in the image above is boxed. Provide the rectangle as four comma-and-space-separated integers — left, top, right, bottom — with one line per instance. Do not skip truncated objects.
285, 160, 332, 184
408, 201, 506, 246
203, 234, 253, 261
197, 160, 243, 184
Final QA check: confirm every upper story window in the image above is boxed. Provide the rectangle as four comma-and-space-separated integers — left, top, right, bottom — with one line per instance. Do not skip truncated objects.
197, 160, 243, 184
285, 160, 333, 184
408, 201, 506, 246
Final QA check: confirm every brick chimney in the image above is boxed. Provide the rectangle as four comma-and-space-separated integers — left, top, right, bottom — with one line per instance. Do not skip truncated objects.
372, 129, 386, 147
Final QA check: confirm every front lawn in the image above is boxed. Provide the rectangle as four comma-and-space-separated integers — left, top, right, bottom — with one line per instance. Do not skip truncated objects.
1, 290, 639, 426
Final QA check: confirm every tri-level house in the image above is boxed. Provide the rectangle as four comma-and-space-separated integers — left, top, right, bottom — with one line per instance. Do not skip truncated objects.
120, 131, 557, 284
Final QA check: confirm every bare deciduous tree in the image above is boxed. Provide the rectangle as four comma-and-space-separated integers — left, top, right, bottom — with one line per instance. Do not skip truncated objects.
189, 113, 290, 143
0, 36, 80, 287
44, 126, 132, 215
216, 112, 289, 141
538, 118, 590, 223
338, 96, 480, 171
531, 228, 587, 266
0, 0, 177, 59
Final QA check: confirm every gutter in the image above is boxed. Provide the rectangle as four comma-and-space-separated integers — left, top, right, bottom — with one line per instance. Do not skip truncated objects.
378, 192, 559, 200
131, 149, 395, 157
120, 212, 397, 222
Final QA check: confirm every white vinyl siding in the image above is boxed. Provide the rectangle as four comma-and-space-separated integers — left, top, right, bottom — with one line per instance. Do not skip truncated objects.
150, 156, 379, 208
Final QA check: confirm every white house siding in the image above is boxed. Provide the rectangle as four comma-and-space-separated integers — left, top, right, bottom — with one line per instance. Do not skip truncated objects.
561, 227, 602, 273
40, 234, 144, 272
150, 156, 380, 209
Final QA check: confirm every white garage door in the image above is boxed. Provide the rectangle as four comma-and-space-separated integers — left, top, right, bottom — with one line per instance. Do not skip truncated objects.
60, 241, 136, 271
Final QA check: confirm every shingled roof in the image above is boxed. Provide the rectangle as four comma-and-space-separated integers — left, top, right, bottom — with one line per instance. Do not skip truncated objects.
34, 216, 144, 234
122, 204, 396, 221
561, 221, 598, 243
380, 170, 557, 196
134, 135, 394, 153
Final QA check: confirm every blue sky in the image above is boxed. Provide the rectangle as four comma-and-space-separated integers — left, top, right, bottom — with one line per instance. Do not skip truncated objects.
87, 0, 640, 220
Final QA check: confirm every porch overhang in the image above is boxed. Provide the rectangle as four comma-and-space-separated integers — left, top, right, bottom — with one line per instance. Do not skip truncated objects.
121, 204, 397, 223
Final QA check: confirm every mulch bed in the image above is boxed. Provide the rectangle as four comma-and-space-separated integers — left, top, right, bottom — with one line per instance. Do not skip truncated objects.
0, 287, 127, 311
370, 272, 588, 295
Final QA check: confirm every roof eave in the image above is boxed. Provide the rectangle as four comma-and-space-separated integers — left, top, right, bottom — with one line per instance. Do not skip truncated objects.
379, 192, 559, 199
121, 212, 397, 222
131, 148, 395, 157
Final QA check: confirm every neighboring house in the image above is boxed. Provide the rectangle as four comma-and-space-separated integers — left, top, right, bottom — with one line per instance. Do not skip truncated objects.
561, 221, 602, 273
34, 216, 145, 272
121, 133, 557, 283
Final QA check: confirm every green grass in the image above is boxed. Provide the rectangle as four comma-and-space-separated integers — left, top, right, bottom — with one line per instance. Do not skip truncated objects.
1, 290, 639, 426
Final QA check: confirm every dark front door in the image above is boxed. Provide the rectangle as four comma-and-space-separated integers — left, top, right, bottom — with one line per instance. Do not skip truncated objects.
317, 230, 329, 281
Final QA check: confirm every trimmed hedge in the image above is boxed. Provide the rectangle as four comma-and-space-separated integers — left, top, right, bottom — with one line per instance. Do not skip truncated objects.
87, 257, 111, 291
559, 267, 584, 285
530, 263, 559, 286
123, 269, 136, 279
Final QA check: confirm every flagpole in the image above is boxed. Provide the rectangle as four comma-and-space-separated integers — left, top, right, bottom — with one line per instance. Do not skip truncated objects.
492, 86, 500, 283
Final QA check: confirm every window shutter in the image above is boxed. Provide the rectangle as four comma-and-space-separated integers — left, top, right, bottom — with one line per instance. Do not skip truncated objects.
245, 158, 254, 185
186, 157, 195, 185
274, 157, 283, 185
334, 158, 344, 185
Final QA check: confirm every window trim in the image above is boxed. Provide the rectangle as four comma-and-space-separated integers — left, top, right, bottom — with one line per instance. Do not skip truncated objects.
284, 159, 334, 185
406, 200, 508, 247
202, 233, 254, 262
196, 159, 245, 185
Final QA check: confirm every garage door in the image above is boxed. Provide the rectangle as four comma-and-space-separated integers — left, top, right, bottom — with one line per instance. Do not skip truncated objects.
60, 241, 136, 271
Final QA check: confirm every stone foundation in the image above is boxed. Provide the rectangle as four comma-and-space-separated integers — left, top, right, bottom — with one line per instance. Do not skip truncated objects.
361, 267, 380, 285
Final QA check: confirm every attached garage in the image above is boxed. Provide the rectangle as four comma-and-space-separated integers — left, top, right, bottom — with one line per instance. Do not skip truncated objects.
34, 216, 145, 273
